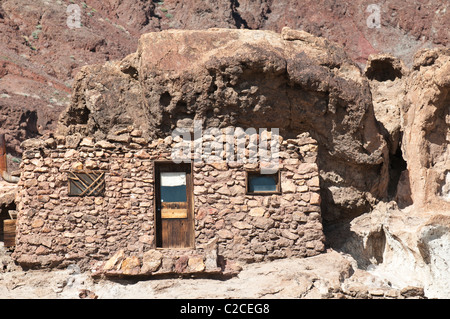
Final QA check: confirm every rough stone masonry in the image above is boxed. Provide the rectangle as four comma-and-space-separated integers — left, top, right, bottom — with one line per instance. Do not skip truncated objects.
12, 127, 324, 277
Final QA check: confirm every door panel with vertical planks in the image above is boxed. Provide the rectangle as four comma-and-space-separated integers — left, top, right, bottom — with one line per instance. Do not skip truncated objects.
154, 162, 194, 248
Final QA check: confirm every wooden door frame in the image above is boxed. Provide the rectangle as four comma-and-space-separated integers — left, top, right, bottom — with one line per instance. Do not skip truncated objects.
153, 160, 195, 249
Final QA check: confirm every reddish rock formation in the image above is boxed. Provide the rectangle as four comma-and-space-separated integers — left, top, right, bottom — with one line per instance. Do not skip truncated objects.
1, 0, 448, 158
0, 0, 137, 156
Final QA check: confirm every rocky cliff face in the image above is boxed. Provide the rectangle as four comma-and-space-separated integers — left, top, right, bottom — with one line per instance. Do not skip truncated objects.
0, 0, 138, 155
1, 0, 448, 156
331, 48, 450, 299
402, 48, 450, 211
362, 48, 450, 212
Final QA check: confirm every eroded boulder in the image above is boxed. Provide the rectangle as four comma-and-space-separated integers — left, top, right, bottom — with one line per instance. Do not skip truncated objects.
401, 48, 450, 211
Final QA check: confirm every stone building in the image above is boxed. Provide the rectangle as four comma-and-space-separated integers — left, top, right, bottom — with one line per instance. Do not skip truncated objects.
12, 127, 324, 276
9, 28, 374, 277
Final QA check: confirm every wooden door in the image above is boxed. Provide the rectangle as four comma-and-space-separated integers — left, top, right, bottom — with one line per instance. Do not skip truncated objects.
154, 162, 194, 248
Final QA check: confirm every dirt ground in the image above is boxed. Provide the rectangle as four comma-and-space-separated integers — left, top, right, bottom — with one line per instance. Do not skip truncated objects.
1, 243, 416, 299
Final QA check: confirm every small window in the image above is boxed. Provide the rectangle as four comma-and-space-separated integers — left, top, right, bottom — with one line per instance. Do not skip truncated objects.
68, 170, 105, 196
246, 171, 280, 194
160, 172, 187, 203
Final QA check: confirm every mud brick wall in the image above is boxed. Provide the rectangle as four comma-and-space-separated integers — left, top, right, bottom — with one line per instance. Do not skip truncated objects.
13, 129, 325, 275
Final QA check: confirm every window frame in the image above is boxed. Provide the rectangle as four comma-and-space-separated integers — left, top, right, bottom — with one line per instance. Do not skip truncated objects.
245, 170, 281, 195
67, 169, 106, 197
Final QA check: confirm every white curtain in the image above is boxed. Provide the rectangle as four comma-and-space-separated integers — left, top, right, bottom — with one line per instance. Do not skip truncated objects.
160, 172, 186, 187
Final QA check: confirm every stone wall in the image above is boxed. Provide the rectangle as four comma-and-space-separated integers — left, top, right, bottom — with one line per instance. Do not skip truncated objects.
13, 128, 324, 276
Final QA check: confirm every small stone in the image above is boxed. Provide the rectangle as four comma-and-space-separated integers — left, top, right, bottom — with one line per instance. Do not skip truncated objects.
85, 229, 96, 236
297, 163, 318, 175
95, 140, 115, 149
113, 126, 132, 135
79, 289, 98, 299
84, 159, 97, 169
196, 207, 209, 220
121, 256, 141, 275
128, 143, 142, 149
66, 134, 82, 148
123, 182, 135, 189
85, 236, 96, 243
188, 257, 205, 272
130, 129, 143, 137
31, 219, 44, 228
82, 215, 97, 223
385, 289, 399, 298
73, 212, 83, 218
216, 185, 230, 196
95, 150, 104, 157
310, 193, 321, 205
217, 229, 234, 239
194, 186, 207, 195
103, 250, 125, 271
21, 138, 44, 150
204, 238, 219, 270
110, 176, 123, 183
132, 137, 147, 145
208, 162, 228, 171
252, 217, 275, 230
252, 243, 267, 254
223, 260, 242, 275
249, 207, 265, 217
163, 136, 173, 145
233, 221, 252, 230
139, 235, 153, 244
293, 211, 307, 222
141, 250, 162, 274
54, 135, 66, 145
80, 137, 95, 147
369, 289, 385, 297
247, 200, 259, 207
300, 192, 310, 202
307, 176, 320, 187
229, 185, 243, 196
107, 134, 131, 143
175, 256, 189, 273
281, 180, 296, 193
280, 229, 299, 240
139, 202, 151, 208
24, 179, 38, 188
71, 162, 83, 170
36, 245, 49, 255
135, 149, 151, 159
400, 286, 424, 298
38, 195, 50, 203
64, 149, 79, 158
